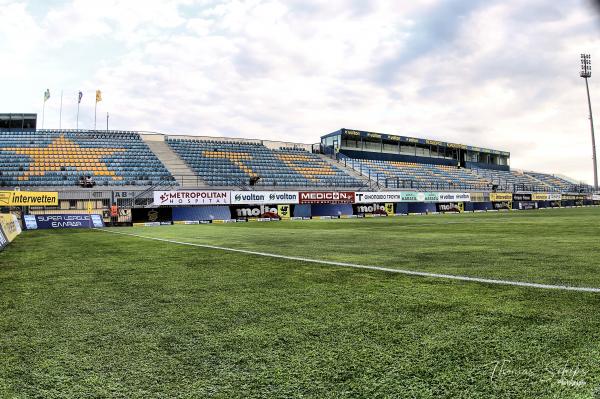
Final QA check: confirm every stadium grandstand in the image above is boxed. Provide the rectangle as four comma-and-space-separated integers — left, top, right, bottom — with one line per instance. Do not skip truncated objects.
0, 118, 597, 225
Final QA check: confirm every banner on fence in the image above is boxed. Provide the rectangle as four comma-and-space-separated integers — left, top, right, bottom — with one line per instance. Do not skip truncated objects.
298, 191, 354, 204
231, 191, 298, 205
354, 192, 402, 203
438, 193, 471, 202
153, 190, 230, 206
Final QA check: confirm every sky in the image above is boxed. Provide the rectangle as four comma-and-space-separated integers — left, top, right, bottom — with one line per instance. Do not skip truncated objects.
1, 0, 600, 183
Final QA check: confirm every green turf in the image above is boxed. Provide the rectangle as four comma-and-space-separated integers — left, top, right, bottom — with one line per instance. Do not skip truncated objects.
1, 208, 600, 398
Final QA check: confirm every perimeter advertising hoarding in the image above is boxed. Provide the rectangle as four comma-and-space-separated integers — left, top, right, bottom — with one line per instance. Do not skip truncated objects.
518, 202, 538, 210
132, 208, 173, 224
593, 194, 600, 201
512, 193, 532, 202
230, 191, 299, 205
153, 191, 230, 206
231, 204, 291, 219
548, 193, 562, 201
423, 192, 439, 202
0, 191, 58, 206
532, 193, 549, 201
26, 214, 105, 229
490, 193, 513, 202
492, 201, 512, 210
436, 202, 464, 213
562, 194, 587, 201
0, 214, 22, 242
298, 191, 355, 204
353, 203, 394, 215
401, 192, 426, 202
354, 192, 402, 204
0, 227, 7, 251
438, 193, 471, 202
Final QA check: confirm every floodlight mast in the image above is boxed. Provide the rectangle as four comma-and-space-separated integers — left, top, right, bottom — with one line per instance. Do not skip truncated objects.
581, 54, 598, 191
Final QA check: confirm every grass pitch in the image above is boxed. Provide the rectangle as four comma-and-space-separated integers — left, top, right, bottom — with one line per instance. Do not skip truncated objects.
1, 208, 600, 398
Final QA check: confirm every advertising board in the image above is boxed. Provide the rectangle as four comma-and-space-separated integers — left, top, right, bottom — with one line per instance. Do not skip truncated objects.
438, 193, 471, 202
490, 193, 513, 202
132, 208, 173, 224
298, 191, 354, 204
153, 191, 230, 206
532, 193, 549, 201
354, 192, 402, 203
231, 191, 298, 205
0, 214, 22, 242
230, 204, 286, 219
0, 191, 58, 206
400, 192, 426, 202
26, 214, 105, 229
436, 202, 464, 213
0, 227, 7, 251
513, 193, 533, 202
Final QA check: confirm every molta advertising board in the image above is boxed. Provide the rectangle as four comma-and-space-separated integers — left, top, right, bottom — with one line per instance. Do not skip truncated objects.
230, 204, 292, 220
353, 203, 394, 216
230, 191, 299, 205
436, 202, 464, 213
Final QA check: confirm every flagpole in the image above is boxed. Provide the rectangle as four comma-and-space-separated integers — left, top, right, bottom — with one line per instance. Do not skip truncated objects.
106, 112, 109, 132
76, 101, 80, 130
94, 102, 97, 130
42, 100, 45, 129
59, 90, 63, 130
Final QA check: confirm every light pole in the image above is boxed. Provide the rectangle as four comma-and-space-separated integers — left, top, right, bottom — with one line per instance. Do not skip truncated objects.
581, 54, 598, 190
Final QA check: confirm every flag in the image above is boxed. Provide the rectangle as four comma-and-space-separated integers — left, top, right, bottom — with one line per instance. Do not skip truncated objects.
78, 91, 83, 104
96, 90, 102, 103
43, 89, 50, 102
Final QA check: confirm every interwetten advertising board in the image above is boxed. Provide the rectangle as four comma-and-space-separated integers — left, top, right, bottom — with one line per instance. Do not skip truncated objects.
298, 191, 355, 204
0, 191, 58, 206
532, 193, 549, 201
154, 190, 230, 206
490, 193, 513, 202
231, 191, 299, 204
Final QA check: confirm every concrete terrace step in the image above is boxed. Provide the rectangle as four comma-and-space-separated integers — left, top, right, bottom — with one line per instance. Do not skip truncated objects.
140, 134, 206, 189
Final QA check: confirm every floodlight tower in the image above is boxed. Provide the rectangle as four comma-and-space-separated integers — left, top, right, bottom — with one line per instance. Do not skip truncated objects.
581, 54, 598, 190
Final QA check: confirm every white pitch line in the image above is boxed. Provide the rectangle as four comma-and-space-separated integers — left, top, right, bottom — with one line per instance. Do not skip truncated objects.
94, 228, 600, 293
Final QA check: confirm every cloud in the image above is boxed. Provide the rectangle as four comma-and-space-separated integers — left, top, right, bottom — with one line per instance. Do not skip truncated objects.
1, 0, 600, 183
